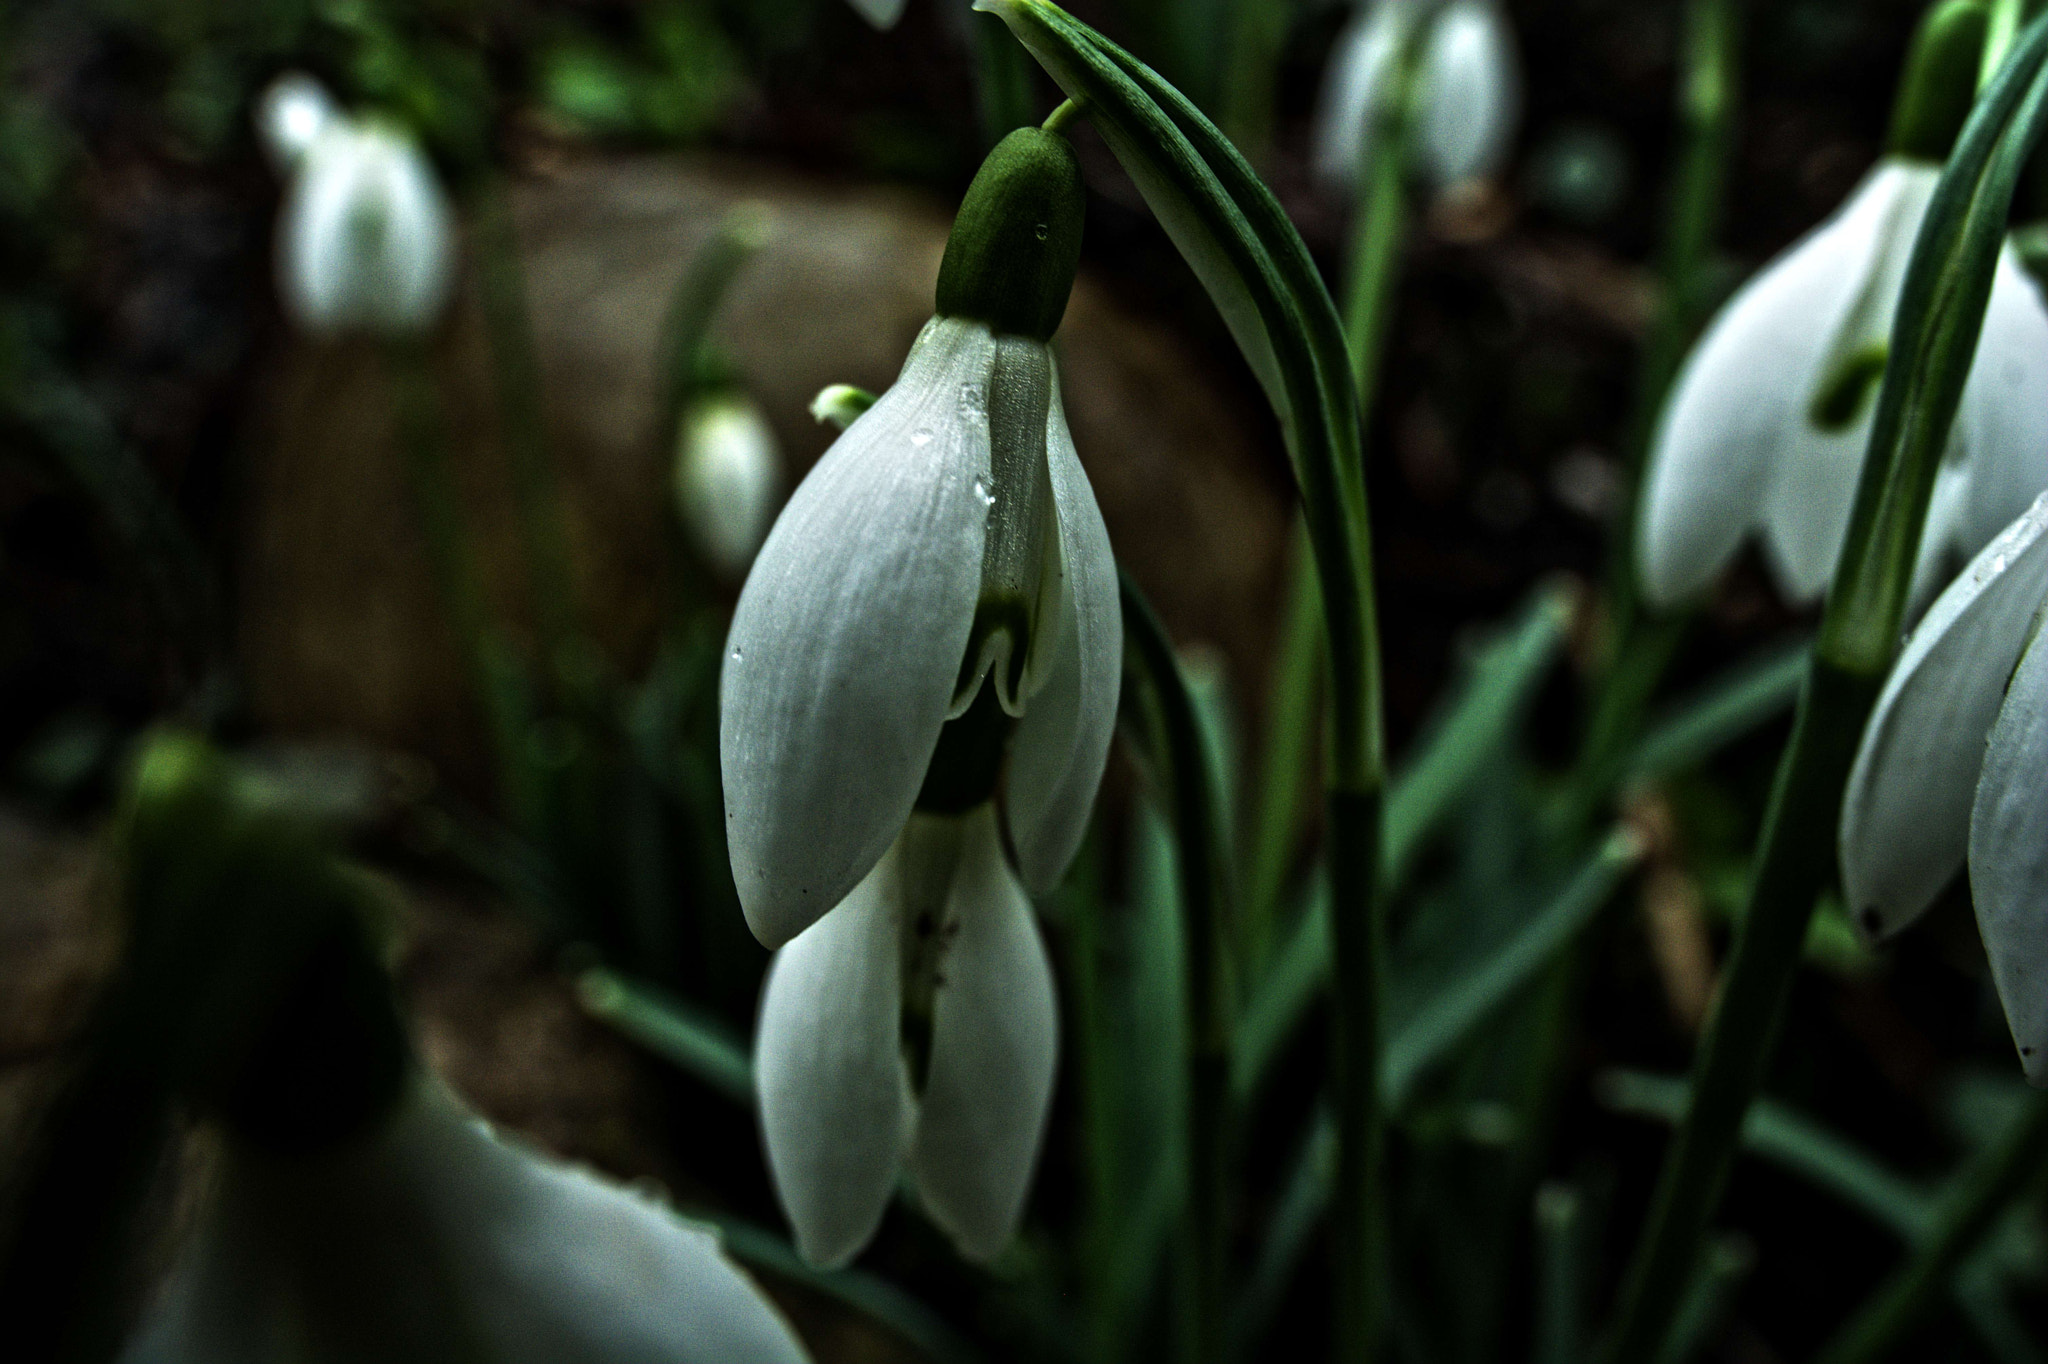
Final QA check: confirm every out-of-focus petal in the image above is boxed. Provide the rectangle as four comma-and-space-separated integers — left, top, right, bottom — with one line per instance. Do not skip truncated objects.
1003, 365, 1120, 893
754, 858, 913, 1269
677, 394, 782, 579
722, 318, 994, 949
906, 808, 1058, 1262
1841, 493, 2048, 942
256, 73, 337, 171
1970, 627, 2048, 1087
1637, 161, 1928, 607
280, 126, 454, 337
123, 1081, 813, 1363
1310, 1, 1404, 191
847, 0, 910, 30
1414, 1, 1520, 187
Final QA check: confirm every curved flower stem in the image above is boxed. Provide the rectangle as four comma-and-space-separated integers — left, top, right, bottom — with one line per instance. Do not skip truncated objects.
1603, 22, 2048, 1360
1815, 1091, 2048, 1364
1119, 572, 1236, 1364
1042, 97, 1084, 134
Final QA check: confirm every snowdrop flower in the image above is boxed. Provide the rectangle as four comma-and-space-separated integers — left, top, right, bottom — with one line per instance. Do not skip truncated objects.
847, 0, 909, 31
1637, 2, 2048, 610
1840, 493, 2048, 1082
675, 392, 782, 578
258, 75, 454, 337
1312, 0, 1521, 194
722, 128, 1116, 1265
122, 1078, 813, 1363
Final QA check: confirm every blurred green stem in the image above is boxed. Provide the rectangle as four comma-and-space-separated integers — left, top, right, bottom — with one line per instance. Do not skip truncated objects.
974, 7, 1039, 146
1218, 0, 1293, 156
474, 180, 585, 685
1244, 524, 1322, 971
1815, 1092, 2048, 1364
1120, 573, 1236, 1364
386, 343, 532, 807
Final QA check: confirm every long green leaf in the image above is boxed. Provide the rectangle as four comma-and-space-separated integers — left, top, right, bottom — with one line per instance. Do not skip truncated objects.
1621, 640, 1810, 790
1383, 583, 1576, 890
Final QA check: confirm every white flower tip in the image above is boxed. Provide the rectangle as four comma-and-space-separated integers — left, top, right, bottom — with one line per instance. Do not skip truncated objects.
809, 383, 877, 430
258, 72, 337, 169
847, 0, 910, 29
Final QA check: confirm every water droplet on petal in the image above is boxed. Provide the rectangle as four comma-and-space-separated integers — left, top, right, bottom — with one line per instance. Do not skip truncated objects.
1034, 222, 1049, 241
973, 478, 995, 508
910, 429, 933, 447
729, 648, 743, 662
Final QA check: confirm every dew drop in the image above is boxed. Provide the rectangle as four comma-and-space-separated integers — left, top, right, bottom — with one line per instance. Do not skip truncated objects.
911, 429, 934, 447
1034, 222, 1049, 241
973, 478, 995, 508
729, 648, 743, 662
1994, 554, 2008, 573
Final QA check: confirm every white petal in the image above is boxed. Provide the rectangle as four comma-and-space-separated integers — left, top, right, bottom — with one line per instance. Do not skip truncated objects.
1310, 2, 1404, 192
1003, 362, 1120, 893
1636, 162, 1932, 607
754, 856, 913, 1269
281, 125, 454, 337
256, 73, 337, 171
1760, 164, 1937, 601
1841, 493, 2048, 941
906, 808, 1058, 1262
721, 318, 995, 948
123, 1082, 813, 1363
1970, 627, 2048, 1086
1907, 460, 1973, 609
1953, 248, 2048, 558
677, 394, 782, 579
1414, 1, 1520, 187
846, 0, 909, 28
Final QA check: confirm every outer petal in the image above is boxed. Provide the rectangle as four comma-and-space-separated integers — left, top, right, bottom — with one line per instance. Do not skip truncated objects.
1841, 493, 2048, 941
1953, 248, 2048, 560
1004, 363, 1120, 893
906, 808, 1058, 1262
123, 1081, 812, 1363
1970, 627, 2048, 1086
1760, 164, 1938, 600
1415, 1, 1520, 187
722, 318, 994, 948
1636, 161, 1926, 608
754, 855, 913, 1269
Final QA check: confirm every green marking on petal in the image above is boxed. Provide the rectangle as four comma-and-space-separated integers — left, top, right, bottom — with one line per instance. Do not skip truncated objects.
1809, 343, 1891, 432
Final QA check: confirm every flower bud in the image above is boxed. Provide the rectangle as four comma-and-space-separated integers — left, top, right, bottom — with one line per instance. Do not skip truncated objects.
935, 126, 1086, 343
1887, 0, 1990, 162
675, 393, 782, 579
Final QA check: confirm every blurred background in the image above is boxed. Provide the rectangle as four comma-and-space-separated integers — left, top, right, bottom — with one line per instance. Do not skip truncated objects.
4, 0, 2035, 1360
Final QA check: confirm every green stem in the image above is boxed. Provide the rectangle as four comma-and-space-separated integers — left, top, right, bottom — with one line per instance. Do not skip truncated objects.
1120, 574, 1236, 1364
1244, 523, 1323, 971
1328, 784, 1386, 1362
385, 343, 531, 807
1341, 111, 1411, 411
1601, 658, 1878, 1362
474, 179, 585, 683
974, 7, 1041, 146
1815, 1093, 2048, 1364
1535, 1183, 1587, 1364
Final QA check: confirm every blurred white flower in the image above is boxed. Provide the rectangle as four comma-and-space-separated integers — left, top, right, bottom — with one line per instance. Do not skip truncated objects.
720, 313, 1120, 952
259, 77, 454, 338
256, 72, 337, 171
1840, 492, 2048, 1083
676, 393, 782, 579
1636, 157, 2048, 609
121, 1079, 813, 1363
754, 804, 1058, 1267
1312, 0, 1521, 194
847, 0, 909, 31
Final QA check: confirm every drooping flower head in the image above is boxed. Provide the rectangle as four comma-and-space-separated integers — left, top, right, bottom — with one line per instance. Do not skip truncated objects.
1840, 493, 2048, 1084
1312, 0, 1521, 195
721, 126, 1118, 1266
256, 73, 455, 338
846, 0, 910, 31
1636, 0, 2048, 610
